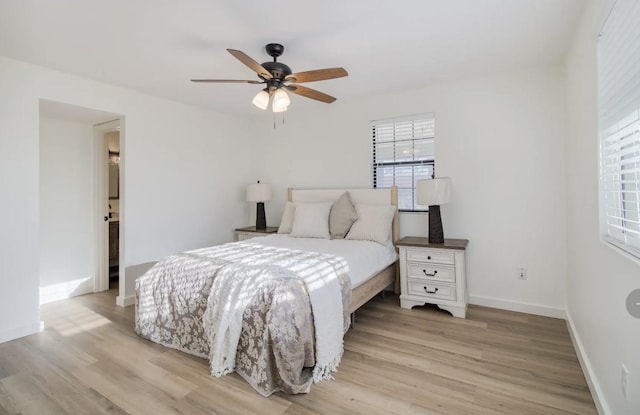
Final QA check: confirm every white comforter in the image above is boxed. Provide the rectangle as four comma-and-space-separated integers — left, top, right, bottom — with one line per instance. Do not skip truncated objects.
249, 234, 398, 288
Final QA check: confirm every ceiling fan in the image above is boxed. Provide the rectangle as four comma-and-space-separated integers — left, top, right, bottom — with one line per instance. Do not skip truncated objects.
191, 43, 348, 112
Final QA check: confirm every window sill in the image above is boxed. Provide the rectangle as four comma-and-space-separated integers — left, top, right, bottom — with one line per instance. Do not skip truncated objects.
600, 236, 640, 268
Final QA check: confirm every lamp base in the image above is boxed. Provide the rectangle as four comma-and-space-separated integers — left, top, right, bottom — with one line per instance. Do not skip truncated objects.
428, 205, 444, 244
256, 202, 267, 230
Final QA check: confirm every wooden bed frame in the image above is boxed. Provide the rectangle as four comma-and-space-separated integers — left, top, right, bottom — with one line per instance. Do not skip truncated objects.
287, 186, 399, 314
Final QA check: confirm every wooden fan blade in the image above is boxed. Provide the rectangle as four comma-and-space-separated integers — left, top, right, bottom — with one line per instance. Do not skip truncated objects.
286, 84, 336, 103
191, 79, 263, 84
285, 67, 348, 83
227, 49, 273, 79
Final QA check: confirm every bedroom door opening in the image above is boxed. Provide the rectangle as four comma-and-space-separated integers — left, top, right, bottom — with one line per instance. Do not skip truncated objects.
94, 119, 123, 297
38, 99, 123, 306
106, 129, 120, 290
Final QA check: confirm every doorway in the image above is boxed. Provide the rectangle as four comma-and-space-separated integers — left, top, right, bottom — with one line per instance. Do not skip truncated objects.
93, 119, 123, 296
106, 130, 120, 290
38, 100, 122, 305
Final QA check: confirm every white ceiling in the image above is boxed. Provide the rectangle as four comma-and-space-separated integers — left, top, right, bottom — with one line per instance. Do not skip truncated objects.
0, 0, 586, 118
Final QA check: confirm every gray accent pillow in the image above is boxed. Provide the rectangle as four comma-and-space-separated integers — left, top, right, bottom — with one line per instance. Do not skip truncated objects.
329, 192, 358, 239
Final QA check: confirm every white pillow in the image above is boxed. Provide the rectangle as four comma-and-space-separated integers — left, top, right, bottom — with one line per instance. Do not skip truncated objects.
290, 202, 332, 239
345, 204, 395, 245
277, 202, 295, 234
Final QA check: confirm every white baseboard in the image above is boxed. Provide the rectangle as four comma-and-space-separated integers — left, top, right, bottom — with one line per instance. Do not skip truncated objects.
566, 311, 610, 415
39, 277, 94, 305
468, 294, 566, 318
116, 294, 135, 307
0, 321, 43, 344
115, 261, 155, 308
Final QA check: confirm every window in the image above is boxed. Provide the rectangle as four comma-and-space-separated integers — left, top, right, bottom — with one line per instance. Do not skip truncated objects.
598, 0, 640, 259
372, 113, 435, 211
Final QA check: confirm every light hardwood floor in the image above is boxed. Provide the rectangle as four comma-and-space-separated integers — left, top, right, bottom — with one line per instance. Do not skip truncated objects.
0, 291, 596, 415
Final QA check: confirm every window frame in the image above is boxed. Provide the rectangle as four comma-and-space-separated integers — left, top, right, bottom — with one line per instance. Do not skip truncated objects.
597, 0, 640, 260
371, 113, 435, 212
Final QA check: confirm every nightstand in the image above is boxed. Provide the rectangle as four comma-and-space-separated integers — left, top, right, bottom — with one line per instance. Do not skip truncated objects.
396, 236, 469, 318
234, 226, 279, 241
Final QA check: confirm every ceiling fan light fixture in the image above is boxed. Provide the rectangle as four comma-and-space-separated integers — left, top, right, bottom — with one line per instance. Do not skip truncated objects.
272, 102, 288, 112
272, 88, 290, 112
252, 89, 270, 110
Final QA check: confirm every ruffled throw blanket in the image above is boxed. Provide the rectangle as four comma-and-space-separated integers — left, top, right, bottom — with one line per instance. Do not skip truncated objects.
135, 241, 351, 395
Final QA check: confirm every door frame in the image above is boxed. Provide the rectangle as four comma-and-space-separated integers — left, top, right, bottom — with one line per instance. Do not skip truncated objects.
93, 119, 121, 294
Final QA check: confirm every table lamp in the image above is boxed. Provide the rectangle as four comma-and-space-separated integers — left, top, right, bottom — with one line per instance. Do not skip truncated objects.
417, 177, 451, 244
246, 181, 271, 229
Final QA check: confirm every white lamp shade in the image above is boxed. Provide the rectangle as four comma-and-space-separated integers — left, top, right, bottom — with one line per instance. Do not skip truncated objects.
246, 182, 271, 202
417, 177, 451, 206
252, 90, 270, 110
272, 89, 290, 112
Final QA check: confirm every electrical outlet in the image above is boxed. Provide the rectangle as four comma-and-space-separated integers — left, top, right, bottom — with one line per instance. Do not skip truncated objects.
622, 364, 629, 400
518, 267, 527, 280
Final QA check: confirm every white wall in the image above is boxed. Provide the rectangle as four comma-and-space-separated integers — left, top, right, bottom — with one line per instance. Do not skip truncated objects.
39, 116, 94, 303
0, 56, 251, 342
565, 0, 640, 413
250, 65, 568, 317
0, 59, 41, 342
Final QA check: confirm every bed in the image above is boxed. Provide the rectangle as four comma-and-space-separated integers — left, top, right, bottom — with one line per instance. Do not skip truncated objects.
135, 187, 398, 396
286, 187, 400, 309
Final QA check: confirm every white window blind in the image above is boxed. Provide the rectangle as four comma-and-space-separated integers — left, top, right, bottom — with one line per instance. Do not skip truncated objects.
372, 113, 435, 211
598, 0, 640, 258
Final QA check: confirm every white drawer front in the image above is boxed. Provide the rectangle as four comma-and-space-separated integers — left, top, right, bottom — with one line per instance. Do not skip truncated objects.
407, 279, 456, 301
237, 232, 258, 241
406, 248, 455, 265
407, 263, 455, 283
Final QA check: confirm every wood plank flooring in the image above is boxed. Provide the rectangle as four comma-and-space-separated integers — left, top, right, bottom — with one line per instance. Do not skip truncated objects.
0, 291, 596, 415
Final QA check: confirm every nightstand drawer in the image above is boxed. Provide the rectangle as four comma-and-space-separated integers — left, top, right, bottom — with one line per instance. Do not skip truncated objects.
237, 232, 259, 241
406, 248, 454, 265
234, 226, 279, 241
407, 263, 455, 283
407, 279, 456, 301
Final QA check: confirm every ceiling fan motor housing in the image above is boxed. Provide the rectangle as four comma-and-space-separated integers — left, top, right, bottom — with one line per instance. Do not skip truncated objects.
262, 61, 292, 80
262, 43, 292, 82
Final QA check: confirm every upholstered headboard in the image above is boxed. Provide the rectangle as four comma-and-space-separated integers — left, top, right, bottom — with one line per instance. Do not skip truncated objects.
287, 186, 399, 244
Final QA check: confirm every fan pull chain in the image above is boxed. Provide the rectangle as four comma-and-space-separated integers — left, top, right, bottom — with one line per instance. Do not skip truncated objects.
272, 112, 286, 129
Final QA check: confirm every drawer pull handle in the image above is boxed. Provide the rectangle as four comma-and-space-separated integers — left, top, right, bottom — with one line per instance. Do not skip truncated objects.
424, 287, 439, 294
427, 256, 432, 260
423, 269, 438, 277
